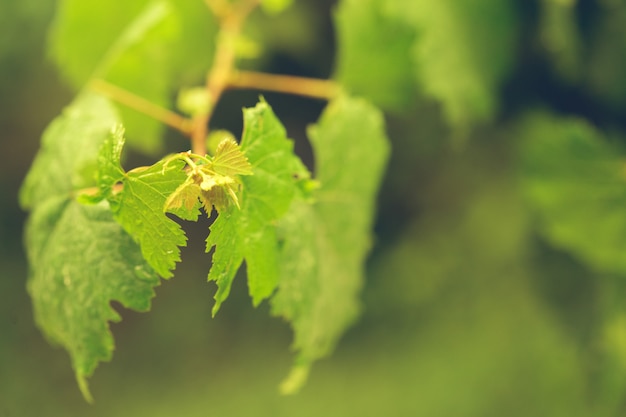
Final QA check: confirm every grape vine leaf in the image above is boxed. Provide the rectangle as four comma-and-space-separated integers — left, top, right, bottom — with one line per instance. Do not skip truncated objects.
20, 93, 160, 402
335, 0, 517, 127
20, 93, 119, 207
271, 95, 390, 393
206, 99, 310, 315
50, 0, 217, 153
164, 137, 253, 214
96, 129, 191, 278
334, 0, 418, 111
519, 113, 626, 274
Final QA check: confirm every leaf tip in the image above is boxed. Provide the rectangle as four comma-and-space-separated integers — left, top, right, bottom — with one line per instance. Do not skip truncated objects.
76, 372, 94, 404
211, 301, 221, 318
279, 363, 310, 395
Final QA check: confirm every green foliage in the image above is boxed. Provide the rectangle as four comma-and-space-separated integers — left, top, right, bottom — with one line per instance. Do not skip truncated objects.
519, 114, 626, 275
538, 0, 582, 81
206, 99, 310, 314
336, 0, 517, 126
334, 0, 418, 110
96, 129, 190, 278
586, 1, 626, 107
272, 96, 389, 393
19, 0, 626, 411
50, 0, 217, 152
20, 93, 119, 207
19, 94, 159, 402
260, 0, 294, 15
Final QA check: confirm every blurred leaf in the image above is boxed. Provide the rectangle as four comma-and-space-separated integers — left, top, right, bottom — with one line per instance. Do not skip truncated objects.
519, 114, 626, 275
539, 0, 582, 82
20, 93, 119, 208
390, 0, 518, 127
334, 0, 418, 110
272, 96, 390, 393
260, 0, 294, 15
369, 169, 530, 316
335, 0, 517, 127
49, 0, 217, 153
20, 93, 159, 402
586, 1, 626, 108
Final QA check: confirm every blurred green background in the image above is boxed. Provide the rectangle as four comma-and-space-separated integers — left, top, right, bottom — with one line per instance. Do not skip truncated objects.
4, 0, 626, 415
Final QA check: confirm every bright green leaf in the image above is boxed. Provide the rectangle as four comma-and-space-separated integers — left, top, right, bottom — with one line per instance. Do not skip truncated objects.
164, 176, 203, 218
519, 114, 626, 274
211, 137, 254, 178
206, 99, 310, 315
97, 131, 191, 278
271, 95, 390, 393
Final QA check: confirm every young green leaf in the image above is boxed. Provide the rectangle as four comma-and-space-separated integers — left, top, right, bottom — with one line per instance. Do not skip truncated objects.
163, 138, 252, 216
211, 137, 254, 178
20, 93, 159, 402
519, 114, 626, 274
271, 95, 390, 393
206, 99, 310, 315
97, 130, 192, 278
164, 175, 203, 216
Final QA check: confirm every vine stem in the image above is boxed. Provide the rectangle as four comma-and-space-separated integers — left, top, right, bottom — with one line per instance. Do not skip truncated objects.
90, 79, 194, 135
91, 0, 340, 155
227, 71, 340, 100
192, 0, 261, 155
